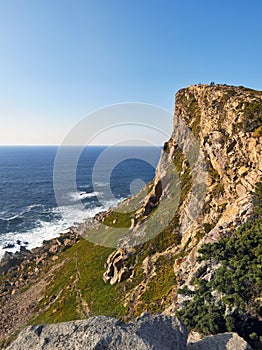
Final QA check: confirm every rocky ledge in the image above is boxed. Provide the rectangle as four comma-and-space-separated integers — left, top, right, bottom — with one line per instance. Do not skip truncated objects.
6, 314, 251, 350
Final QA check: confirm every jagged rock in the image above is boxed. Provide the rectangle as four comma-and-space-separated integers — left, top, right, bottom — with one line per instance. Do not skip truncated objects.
19, 246, 28, 253
187, 332, 252, 350
103, 248, 134, 285
0, 252, 23, 274
6, 314, 188, 350
3, 243, 15, 249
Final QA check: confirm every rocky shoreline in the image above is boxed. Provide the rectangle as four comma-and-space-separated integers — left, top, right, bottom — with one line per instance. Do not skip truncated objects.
0, 214, 102, 294
0, 215, 104, 347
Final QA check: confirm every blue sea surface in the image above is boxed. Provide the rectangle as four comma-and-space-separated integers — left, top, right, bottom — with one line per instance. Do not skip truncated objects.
0, 146, 161, 257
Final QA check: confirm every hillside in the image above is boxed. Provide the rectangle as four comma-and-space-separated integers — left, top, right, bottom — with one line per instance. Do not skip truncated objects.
0, 84, 261, 348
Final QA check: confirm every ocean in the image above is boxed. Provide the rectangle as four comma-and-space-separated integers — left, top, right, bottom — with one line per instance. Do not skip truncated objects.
0, 146, 161, 258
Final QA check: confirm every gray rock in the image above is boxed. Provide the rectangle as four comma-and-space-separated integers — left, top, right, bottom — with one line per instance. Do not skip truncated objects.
187, 332, 252, 350
7, 314, 187, 350
0, 252, 23, 274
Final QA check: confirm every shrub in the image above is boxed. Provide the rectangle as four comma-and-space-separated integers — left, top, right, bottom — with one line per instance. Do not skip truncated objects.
178, 182, 262, 349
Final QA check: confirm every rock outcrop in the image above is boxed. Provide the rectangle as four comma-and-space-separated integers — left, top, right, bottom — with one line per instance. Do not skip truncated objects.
6, 314, 188, 350
187, 332, 252, 350
103, 248, 135, 284
6, 315, 252, 350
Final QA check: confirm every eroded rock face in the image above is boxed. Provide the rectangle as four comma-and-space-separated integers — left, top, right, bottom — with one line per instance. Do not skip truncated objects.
103, 248, 134, 285
110, 84, 262, 313
187, 332, 252, 350
169, 85, 262, 309
6, 314, 188, 350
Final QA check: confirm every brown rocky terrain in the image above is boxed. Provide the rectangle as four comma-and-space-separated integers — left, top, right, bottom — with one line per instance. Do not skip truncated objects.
102, 84, 261, 315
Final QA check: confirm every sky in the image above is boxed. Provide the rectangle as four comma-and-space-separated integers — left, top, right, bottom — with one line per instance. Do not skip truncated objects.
0, 0, 262, 145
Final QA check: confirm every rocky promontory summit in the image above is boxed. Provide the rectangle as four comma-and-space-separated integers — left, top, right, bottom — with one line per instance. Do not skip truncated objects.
1, 84, 261, 349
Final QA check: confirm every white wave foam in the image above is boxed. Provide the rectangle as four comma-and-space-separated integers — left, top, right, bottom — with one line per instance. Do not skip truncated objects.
69, 191, 100, 202
94, 182, 109, 187
0, 197, 124, 259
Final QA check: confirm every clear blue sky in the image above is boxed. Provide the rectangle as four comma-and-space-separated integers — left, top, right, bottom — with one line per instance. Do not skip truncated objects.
0, 0, 261, 145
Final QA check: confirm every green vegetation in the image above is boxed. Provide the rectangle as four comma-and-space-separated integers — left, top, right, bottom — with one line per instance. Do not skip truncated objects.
31, 239, 122, 324
178, 181, 262, 349
243, 100, 262, 133
253, 125, 262, 138
163, 141, 170, 153
144, 215, 181, 253
203, 222, 215, 233
194, 230, 206, 243
31, 188, 183, 325
138, 254, 176, 314
31, 220, 182, 324
212, 181, 225, 197
102, 211, 134, 228
238, 86, 262, 95
189, 103, 201, 136
254, 181, 262, 218
211, 89, 238, 128
82, 181, 154, 247
173, 148, 185, 173
220, 89, 237, 104
179, 92, 201, 137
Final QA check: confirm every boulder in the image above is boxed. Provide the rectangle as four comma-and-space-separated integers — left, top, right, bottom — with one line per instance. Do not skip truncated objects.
187, 332, 252, 350
7, 314, 187, 350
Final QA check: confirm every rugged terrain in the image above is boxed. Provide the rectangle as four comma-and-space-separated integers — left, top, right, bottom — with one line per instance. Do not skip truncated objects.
5, 314, 252, 350
0, 84, 261, 349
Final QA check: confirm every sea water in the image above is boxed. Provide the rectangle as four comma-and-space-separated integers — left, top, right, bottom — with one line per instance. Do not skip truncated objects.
0, 146, 161, 257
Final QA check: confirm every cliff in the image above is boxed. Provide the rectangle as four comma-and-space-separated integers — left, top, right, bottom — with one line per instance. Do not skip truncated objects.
103, 83, 262, 315
0, 84, 261, 349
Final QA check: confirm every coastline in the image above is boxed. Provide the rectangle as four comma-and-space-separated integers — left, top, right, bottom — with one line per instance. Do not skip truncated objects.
0, 215, 101, 347
0, 215, 99, 288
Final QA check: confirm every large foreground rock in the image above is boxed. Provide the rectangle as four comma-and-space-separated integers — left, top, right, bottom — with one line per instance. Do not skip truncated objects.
7, 314, 187, 350
187, 332, 252, 350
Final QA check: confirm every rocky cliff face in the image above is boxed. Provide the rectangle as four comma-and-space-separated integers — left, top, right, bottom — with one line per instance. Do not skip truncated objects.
103, 84, 262, 314
166, 84, 261, 310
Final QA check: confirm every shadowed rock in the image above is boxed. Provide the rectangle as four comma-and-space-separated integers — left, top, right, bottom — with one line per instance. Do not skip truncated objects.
187, 332, 252, 350
6, 314, 187, 350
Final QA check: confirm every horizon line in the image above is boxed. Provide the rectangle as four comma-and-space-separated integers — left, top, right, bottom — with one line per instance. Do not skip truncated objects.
0, 144, 163, 147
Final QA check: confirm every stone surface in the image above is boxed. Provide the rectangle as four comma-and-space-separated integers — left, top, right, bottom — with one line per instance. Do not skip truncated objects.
6, 314, 188, 350
103, 248, 134, 285
187, 332, 252, 350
